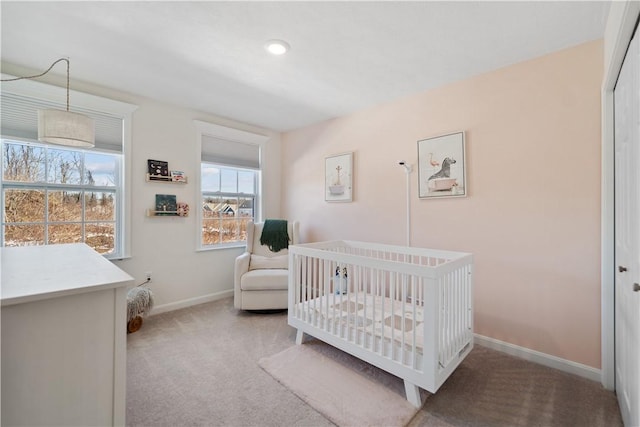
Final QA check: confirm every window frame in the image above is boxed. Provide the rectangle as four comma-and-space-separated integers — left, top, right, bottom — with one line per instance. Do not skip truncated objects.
1, 139, 122, 254
0, 74, 137, 259
194, 120, 269, 251
200, 162, 258, 248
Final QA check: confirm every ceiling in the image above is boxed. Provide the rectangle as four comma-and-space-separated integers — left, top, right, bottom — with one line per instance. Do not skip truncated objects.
1, 1, 610, 132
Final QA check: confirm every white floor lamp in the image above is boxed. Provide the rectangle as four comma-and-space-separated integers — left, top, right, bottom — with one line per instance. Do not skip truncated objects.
399, 161, 412, 247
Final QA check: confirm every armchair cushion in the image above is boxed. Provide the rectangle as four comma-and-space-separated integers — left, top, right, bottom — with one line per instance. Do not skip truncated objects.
249, 254, 288, 270
241, 269, 289, 291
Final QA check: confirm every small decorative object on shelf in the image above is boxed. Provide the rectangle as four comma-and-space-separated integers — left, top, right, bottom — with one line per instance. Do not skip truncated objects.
177, 202, 189, 217
171, 170, 186, 182
147, 159, 169, 179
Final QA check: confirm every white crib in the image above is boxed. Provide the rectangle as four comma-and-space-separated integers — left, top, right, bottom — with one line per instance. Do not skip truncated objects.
288, 240, 473, 407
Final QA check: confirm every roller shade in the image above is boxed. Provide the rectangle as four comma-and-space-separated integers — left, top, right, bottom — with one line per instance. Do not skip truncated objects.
201, 134, 260, 169
1, 92, 124, 152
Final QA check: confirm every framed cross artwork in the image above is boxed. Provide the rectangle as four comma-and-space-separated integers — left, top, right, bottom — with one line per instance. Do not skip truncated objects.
325, 152, 353, 202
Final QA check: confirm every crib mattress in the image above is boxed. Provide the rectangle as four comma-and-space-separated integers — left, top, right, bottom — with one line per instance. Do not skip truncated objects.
296, 292, 425, 353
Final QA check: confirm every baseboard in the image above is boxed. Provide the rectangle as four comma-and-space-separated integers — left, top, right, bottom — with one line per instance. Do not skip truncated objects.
474, 334, 601, 383
150, 289, 234, 316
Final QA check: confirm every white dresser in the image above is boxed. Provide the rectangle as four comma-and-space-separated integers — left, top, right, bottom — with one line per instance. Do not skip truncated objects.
1, 243, 133, 426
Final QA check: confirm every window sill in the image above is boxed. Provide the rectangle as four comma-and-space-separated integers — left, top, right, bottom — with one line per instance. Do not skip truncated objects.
196, 243, 246, 253
106, 254, 132, 262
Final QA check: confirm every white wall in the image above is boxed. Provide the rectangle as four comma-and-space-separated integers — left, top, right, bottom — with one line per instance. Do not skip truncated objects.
115, 99, 282, 311
1, 62, 282, 311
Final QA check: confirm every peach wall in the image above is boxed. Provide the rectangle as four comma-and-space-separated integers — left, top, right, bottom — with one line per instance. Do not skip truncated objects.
281, 40, 603, 368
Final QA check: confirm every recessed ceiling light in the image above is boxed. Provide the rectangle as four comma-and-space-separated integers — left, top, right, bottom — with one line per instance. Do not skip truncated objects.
265, 40, 290, 55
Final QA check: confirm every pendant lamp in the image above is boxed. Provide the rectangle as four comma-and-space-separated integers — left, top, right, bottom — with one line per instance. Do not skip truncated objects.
1, 58, 95, 147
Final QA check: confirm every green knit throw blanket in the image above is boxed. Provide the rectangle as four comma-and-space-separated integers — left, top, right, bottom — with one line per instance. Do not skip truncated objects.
260, 219, 290, 252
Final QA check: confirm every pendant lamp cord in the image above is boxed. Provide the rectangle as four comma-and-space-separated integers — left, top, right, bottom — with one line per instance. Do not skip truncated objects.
1, 58, 70, 111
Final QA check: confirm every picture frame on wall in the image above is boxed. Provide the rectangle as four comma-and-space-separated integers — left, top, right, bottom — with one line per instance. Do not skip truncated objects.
325, 152, 353, 202
418, 132, 466, 199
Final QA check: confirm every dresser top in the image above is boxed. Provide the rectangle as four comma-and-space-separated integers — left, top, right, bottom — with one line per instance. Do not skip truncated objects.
1, 243, 133, 306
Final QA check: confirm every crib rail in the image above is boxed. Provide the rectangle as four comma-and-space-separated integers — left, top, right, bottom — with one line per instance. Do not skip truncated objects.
288, 240, 473, 393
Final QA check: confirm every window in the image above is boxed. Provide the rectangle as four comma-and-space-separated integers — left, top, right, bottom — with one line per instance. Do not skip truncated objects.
1, 78, 137, 258
201, 163, 256, 246
1, 139, 121, 255
195, 120, 269, 249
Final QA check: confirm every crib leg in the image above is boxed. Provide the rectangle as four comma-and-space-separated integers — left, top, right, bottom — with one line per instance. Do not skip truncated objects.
404, 380, 422, 408
295, 329, 304, 345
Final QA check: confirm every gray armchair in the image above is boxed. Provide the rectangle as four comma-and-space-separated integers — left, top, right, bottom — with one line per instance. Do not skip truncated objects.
234, 220, 299, 310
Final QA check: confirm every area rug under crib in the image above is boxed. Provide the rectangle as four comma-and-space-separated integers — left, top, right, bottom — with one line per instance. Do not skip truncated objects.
258, 339, 428, 427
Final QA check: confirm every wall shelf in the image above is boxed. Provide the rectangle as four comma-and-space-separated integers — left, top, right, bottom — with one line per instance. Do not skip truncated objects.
146, 209, 188, 217
146, 173, 187, 184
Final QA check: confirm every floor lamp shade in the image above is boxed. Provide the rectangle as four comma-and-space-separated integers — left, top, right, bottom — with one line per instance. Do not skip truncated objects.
38, 109, 95, 147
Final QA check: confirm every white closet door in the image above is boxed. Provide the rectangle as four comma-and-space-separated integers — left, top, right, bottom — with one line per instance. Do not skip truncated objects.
614, 24, 640, 427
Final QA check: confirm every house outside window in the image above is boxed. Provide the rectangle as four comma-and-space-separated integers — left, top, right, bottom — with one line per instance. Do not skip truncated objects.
201, 163, 256, 246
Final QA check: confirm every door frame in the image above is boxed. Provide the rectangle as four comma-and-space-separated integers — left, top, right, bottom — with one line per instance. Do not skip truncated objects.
601, 0, 640, 390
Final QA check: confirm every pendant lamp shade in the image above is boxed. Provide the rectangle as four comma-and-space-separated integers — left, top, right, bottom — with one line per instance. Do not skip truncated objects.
2, 58, 96, 148
38, 109, 95, 147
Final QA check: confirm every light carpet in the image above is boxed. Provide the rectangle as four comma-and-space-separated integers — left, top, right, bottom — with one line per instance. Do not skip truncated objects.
127, 298, 622, 427
259, 339, 427, 427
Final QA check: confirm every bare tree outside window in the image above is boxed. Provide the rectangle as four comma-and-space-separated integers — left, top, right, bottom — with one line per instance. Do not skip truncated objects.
3, 143, 45, 182
1, 140, 120, 254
